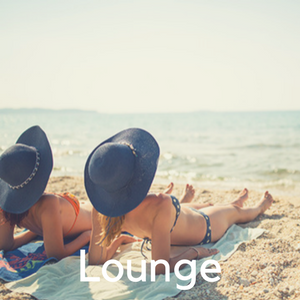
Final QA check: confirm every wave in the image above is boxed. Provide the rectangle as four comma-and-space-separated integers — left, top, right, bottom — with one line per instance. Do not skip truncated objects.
261, 168, 300, 176
155, 171, 299, 188
227, 143, 300, 150
159, 152, 224, 168
156, 170, 227, 182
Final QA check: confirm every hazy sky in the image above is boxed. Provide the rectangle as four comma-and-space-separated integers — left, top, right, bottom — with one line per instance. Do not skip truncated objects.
0, 1, 299, 113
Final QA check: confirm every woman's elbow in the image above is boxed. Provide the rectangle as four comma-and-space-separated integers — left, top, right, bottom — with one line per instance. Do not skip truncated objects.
88, 251, 107, 265
88, 255, 101, 265
0, 241, 13, 252
45, 250, 67, 261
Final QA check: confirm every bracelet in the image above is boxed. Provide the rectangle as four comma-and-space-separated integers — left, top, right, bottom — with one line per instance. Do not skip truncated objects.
190, 247, 199, 260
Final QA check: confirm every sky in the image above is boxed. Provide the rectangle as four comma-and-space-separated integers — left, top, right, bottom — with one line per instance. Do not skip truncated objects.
0, 0, 299, 113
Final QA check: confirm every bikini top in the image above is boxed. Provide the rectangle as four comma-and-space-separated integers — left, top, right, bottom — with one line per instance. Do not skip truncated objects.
170, 195, 181, 232
140, 195, 181, 258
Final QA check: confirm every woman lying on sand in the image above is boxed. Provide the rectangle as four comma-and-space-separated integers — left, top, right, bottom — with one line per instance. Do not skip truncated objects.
0, 126, 92, 260
86, 128, 274, 274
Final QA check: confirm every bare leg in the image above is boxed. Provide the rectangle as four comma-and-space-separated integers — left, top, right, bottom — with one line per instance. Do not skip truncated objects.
183, 202, 213, 209
184, 188, 248, 212
200, 191, 273, 242
215, 188, 249, 207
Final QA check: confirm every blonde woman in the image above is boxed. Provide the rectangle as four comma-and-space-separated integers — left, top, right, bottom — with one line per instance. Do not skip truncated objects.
86, 128, 273, 274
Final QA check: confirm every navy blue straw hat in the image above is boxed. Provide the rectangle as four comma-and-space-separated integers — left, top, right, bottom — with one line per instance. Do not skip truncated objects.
0, 126, 53, 213
84, 128, 160, 217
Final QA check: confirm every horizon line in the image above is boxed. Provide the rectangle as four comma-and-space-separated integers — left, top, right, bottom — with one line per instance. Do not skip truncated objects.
0, 107, 300, 114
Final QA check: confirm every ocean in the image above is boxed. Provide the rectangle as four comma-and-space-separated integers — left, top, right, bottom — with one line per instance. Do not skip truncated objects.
0, 109, 299, 196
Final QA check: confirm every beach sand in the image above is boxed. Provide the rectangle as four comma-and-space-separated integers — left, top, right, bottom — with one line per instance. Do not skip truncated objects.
1, 176, 300, 300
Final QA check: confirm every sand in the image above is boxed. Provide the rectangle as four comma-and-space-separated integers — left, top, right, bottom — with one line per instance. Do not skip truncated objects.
1, 176, 300, 300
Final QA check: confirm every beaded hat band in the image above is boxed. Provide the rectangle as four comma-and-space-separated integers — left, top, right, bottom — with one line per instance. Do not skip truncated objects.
8, 148, 40, 190
0, 125, 53, 214
120, 142, 138, 157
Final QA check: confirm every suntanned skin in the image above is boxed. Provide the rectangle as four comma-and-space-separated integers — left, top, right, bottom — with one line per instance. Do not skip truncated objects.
0, 193, 93, 260
89, 185, 273, 275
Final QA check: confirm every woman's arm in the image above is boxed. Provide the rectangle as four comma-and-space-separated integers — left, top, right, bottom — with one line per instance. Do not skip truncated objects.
0, 217, 15, 251
151, 195, 217, 274
89, 234, 137, 265
88, 207, 108, 264
88, 208, 138, 265
88, 207, 107, 265
106, 235, 138, 260
0, 216, 37, 251
40, 197, 90, 260
151, 196, 189, 274
151, 213, 200, 274
8, 230, 38, 251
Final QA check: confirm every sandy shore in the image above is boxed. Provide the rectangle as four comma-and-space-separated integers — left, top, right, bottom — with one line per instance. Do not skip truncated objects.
1, 176, 300, 300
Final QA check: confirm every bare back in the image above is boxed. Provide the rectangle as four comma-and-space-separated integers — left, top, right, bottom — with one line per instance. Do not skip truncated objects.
0, 193, 93, 259
122, 193, 207, 246
21, 193, 92, 237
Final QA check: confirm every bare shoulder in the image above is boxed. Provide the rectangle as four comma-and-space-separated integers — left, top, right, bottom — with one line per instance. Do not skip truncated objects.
144, 193, 173, 215
35, 194, 59, 215
149, 194, 173, 235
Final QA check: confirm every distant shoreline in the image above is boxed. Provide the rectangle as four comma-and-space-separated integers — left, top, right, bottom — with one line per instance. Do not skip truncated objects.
1, 108, 300, 114
0, 108, 97, 114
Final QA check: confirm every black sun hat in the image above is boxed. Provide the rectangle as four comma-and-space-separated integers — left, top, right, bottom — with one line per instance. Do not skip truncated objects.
0, 126, 53, 213
84, 128, 160, 217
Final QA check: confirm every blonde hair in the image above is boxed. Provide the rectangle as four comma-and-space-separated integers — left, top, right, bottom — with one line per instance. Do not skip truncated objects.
97, 213, 125, 247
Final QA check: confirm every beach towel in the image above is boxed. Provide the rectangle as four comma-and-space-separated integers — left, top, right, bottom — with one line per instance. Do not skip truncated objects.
0, 236, 89, 282
6, 225, 265, 300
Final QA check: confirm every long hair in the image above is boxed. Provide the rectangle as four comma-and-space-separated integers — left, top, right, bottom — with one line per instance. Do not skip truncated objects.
98, 213, 125, 247
1, 209, 29, 227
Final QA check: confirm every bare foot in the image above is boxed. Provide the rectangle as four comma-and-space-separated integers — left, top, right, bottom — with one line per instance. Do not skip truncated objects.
194, 247, 219, 260
258, 191, 274, 214
164, 182, 174, 194
179, 184, 195, 203
231, 188, 249, 208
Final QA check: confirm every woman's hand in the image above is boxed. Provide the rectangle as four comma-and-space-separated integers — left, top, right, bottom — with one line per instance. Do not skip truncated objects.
190, 247, 219, 260
119, 235, 141, 245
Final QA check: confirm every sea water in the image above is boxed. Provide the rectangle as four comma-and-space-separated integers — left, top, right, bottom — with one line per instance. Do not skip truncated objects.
0, 109, 299, 196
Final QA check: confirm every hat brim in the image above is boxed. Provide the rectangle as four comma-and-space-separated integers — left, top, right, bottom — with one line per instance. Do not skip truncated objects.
0, 126, 53, 213
84, 128, 159, 217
